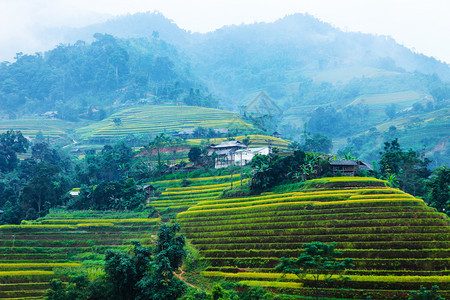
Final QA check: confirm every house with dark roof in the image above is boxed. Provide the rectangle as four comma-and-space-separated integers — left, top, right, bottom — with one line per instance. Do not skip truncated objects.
208, 141, 247, 168
272, 131, 282, 138
172, 128, 196, 139
330, 160, 373, 176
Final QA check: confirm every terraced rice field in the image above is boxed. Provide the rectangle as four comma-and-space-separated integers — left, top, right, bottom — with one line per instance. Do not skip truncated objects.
176, 177, 450, 299
187, 134, 291, 150
77, 105, 255, 143
0, 119, 80, 140
149, 174, 249, 211
0, 210, 160, 299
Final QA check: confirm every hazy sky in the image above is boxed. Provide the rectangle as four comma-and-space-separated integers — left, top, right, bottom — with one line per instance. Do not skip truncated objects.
1, 0, 449, 63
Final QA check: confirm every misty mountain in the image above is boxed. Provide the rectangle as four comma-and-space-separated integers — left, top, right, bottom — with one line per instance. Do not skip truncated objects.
43, 12, 449, 116
60, 12, 191, 48
0, 33, 217, 120
1, 12, 449, 164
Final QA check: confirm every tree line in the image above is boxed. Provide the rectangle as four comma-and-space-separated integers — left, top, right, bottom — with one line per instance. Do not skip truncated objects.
0, 34, 218, 121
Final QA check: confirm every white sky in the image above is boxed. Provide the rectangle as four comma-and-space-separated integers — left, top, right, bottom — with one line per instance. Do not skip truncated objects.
0, 0, 449, 63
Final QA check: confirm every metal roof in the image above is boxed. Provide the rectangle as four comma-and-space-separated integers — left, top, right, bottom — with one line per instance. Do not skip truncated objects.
330, 160, 358, 166
235, 147, 268, 153
210, 141, 245, 148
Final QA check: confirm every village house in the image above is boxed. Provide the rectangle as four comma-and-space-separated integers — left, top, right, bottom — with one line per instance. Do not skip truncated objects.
142, 184, 157, 197
40, 111, 58, 118
234, 147, 270, 166
330, 160, 373, 176
208, 141, 247, 168
272, 131, 282, 138
208, 141, 271, 168
172, 128, 196, 139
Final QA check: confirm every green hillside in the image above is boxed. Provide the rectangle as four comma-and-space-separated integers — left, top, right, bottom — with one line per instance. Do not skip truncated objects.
343, 107, 450, 166
0, 118, 84, 142
187, 134, 290, 150
150, 174, 250, 211
76, 105, 256, 144
0, 211, 160, 299
1, 176, 449, 299
167, 176, 450, 299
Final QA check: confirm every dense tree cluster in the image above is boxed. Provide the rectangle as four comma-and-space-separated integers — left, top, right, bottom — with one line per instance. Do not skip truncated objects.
378, 139, 431, 196
68, 179, 145, 211
307, 104, 369, 137
0, 131, 192, 223
0, 130, 73, 224
426, 166, 449, 214
250, 150, 331, 192
0, 34, 217, 121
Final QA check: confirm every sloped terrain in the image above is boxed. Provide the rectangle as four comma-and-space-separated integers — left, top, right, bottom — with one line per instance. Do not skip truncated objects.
187, 134, 290, 150
0, 119, 83, 142
76, 105, 255, 143
149, 174, 249, 211
0, 211, 160, 299
176, 177, 450, 299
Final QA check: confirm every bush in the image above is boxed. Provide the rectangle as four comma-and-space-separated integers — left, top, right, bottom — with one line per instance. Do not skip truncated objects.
408, 285, 445, 300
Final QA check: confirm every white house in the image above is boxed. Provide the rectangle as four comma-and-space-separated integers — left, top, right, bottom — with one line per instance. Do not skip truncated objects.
234, 147, 270, 166
208, 140, 271, 168
208, 141, 247, 168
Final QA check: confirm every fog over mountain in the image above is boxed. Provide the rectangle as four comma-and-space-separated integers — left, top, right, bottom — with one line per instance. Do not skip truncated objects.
0, 12, 449, 164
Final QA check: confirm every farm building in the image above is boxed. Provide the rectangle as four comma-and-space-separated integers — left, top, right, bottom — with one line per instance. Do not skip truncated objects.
172, 128, 196, 139
234, 147, 270, 166
40, 111, 58, 118
208, 141, 271, 168
272, 131, 282, 138
142, 184, 157, 197
209, 141, 247, 168
330, 160, 373, 176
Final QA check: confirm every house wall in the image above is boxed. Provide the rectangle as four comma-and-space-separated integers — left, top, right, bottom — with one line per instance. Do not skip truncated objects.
234, 148, 270, 166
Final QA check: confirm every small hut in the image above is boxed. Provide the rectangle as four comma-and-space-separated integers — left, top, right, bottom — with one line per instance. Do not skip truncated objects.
272, 131, 282, 138
143, 184, 157, 197
330, 160, 373, 176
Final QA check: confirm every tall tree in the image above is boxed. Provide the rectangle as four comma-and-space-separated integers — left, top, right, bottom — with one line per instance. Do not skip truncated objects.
0, 130, 30, 172
276, 242, 354, 300
20, 163, 61, 214
147, 133, 171, 173
427, 165, 450, 214
379, 139, 431, 196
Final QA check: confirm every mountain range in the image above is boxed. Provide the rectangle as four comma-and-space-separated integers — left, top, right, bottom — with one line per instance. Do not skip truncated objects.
1, 12, 449, 165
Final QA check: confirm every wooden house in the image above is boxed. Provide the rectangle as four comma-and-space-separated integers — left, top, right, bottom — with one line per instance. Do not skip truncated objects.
330, 160, 373, 176
272, 131, 282, 138
142, 184, 157, 197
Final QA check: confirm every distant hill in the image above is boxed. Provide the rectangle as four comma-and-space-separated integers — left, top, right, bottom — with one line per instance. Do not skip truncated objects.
1, 12, 449, 165
76, 105, 256, 144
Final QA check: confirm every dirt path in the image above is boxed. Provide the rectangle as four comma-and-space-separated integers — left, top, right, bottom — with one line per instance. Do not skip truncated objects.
174, 269, 197, 289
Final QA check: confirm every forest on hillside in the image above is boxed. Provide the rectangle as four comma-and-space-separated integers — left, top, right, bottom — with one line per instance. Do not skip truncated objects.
0, 33, 217, 121
0, 12, 449, 165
